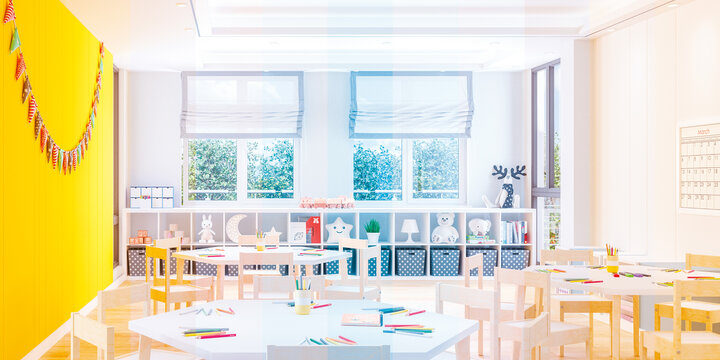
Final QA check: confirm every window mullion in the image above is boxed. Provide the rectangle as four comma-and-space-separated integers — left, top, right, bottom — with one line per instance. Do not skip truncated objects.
403, 139, 411, 202
237, 140, 248, 202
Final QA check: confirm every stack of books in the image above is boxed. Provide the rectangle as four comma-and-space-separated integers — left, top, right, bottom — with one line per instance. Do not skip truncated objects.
500, 221, 528, 244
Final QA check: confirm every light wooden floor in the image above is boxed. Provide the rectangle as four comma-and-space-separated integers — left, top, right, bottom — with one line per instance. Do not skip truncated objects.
42, 280, 639, 359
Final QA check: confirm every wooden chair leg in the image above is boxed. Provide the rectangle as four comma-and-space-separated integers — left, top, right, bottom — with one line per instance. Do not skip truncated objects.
686, 319, 692, 331
97, 348, 104, 360
477, 320, 484, 356
70, 335, 80, 360
586, 341, 592, 360
589, 311, 594, 347
186, 301, 192, 307
152, 300, 158, 315
654, 305, 660, 331
174, 302, 181, 310
537, 346, 542, 360
640, 332, 647, 360
513, 341, 521, 360
559, 309, 565, 357
707, 322, 714, 331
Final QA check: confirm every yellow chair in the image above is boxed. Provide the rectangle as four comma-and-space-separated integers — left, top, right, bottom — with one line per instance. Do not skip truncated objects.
540, 248, 613, 356
641, 280, 720, 360
146, 238, 214, 313
325, 238, 382, 301
655, 253, 720, 332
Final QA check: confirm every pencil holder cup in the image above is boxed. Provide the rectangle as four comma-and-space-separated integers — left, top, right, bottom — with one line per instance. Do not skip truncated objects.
256, 238, 266, 252
606, 255, 619, 273
294, 290, 312, 315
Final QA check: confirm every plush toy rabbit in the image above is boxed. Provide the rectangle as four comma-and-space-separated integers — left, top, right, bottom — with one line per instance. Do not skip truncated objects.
198, 214, 216, 243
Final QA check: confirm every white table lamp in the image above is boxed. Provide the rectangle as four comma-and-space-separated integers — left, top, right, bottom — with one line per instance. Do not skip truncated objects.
401, 219, 419, 243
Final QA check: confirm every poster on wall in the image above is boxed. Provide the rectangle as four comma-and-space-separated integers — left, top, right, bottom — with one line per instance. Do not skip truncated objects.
678, 122, 720, 213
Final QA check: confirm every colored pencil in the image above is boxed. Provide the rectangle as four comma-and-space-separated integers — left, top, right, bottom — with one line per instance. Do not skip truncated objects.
338, 336, 356, 344
583, 280, 603, 284
309, 338, 323, 345
385, 324, 423, 328
329, 337, 354, 345
383, 329, 428, 337
325, 337, 342, 345
313, 303, 331, 309
378, 307, 405, 313
199, 333, 236, 339
407, 310, 426, 316
552, 268, 567, 273
319, 338, 329, 345
229, 307, 235, 314
217, 308, 233, 315
185, 331, 225, 337
388, 309, 408, 315
183, 328, 229, 334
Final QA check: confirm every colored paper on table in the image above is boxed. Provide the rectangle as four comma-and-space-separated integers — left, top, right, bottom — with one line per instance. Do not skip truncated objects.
341, 313, 382, 327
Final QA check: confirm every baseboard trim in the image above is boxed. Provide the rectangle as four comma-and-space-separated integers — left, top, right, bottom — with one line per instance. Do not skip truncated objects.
22, 275, 128, 360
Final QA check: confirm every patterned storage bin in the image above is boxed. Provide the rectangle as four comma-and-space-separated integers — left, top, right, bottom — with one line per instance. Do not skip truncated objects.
228, 264, 286, 276
226, 265, 238, 276
128, 248, 152, 276
324, 248, 356, 275
430, 248, 460, 276
368, 248, 391, 277
195, 262, 217, 276
396, 248, 426, 276
466, 248, 498, 276
501, 248, 530, 270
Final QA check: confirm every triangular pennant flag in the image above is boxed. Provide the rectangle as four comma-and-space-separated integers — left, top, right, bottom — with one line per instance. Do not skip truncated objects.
76, 146, 81, 165
15, 52, 25, 80
3, 0, 15, 24
96, 73, 102, 89
80, 138, 86, 158
46, 136, 52, 160
9, 27, 20, 54
87, 124, 92, 141
34, 114, 42, 139
22, 75, 31, 103
84, 133, 89, 151
60, 150, 66, 174
90, 112, 95, 127
40, 125, 48, 152
28, 95, 37, 123
99, 58, 103, 72
99, 42, 104, 57
72, 149, 77, 171
52, 143, 58, 169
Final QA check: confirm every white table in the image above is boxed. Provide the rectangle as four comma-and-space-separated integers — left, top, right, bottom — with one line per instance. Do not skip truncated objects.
531, 264, 718, 360
173, 247, 351, 300
128, 299, 478, 360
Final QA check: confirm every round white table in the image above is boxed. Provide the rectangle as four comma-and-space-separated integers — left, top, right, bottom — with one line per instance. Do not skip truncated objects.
530, 264, 718, 360
173, 247, 352, 300
128, 299, 478, 360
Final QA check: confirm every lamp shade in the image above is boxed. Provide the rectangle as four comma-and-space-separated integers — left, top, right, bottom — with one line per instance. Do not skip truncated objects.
401, 219, 419, 233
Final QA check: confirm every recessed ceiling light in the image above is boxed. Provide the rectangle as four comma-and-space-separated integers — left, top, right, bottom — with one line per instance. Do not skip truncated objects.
667, 3, 679, 8
176, 3, 187, 7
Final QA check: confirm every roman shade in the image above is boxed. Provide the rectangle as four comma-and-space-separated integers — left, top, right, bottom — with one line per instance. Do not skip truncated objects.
349, 71, 473, 138
181, 71, 304, 138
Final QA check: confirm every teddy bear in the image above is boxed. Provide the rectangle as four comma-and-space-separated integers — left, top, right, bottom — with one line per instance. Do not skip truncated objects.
468, 218, 492, 237
198, 214, 216, 243
431, 213, 459, 244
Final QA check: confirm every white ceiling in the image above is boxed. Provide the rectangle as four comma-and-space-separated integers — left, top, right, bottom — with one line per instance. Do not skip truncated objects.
59, 0, 681, 72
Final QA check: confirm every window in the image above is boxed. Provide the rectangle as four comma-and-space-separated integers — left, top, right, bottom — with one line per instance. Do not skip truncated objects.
353, 138, 464, 202
531, 60, 561, 250
185, 138, 295, 203
353, 140, 402, 201
412, 138, 459, 199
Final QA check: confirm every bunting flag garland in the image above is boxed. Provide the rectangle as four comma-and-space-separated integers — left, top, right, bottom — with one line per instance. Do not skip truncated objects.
27, 95, 37, 122
3, 0, 14, 24
9, 27, 19, 53
4, 5, 104, 174
15, 52, 24, 79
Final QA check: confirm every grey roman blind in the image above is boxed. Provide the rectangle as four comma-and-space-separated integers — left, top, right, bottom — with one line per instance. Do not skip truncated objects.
181, 71, 304, 138
349, 71, 473, 138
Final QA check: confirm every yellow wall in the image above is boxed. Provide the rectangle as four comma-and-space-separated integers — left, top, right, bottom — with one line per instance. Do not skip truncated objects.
0, 0, 114, 358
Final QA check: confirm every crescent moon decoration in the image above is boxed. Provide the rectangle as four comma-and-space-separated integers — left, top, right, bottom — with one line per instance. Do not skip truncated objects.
225, 214, 247, 243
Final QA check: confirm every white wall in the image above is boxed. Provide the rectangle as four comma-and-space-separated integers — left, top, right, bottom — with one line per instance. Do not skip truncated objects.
590, 0, 720, 260
126, 70, 529, 208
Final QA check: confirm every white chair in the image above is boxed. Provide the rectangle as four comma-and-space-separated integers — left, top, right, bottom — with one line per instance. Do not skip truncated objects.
239, 251, 295, 299
267, 345, 391, 360
540, 248, 612, 356
495, 267, 592, 360
463, 254, 535, 357
325, 238, 381, 301
253, 275, 326, 300
436, 283, 499, 360
72, 283, 196, 360
641, 280, 720, 360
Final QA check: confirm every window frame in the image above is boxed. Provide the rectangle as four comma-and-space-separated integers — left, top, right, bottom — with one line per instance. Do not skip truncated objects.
182, 138, 300, 207
352, 138, 467, 206
531, 59, 561, 200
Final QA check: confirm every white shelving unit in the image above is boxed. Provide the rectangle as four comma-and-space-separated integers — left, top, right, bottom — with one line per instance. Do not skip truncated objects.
120, 207, 537, 279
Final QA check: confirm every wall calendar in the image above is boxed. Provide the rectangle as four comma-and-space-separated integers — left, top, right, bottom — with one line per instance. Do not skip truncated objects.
679, 123, 720, 211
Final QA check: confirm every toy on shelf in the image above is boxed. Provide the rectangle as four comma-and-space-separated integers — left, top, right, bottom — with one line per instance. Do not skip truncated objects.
467, 218, 494, 244
225, 214, 248, 243
431, 213, 459, 244
325, 217, 353, 243
161, 224, 188, 244
129, 230, 152, 245
198, 215, 216, 244
299, 196, 355, 209
306, 216, 321, 243
482, 165, 526, 208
